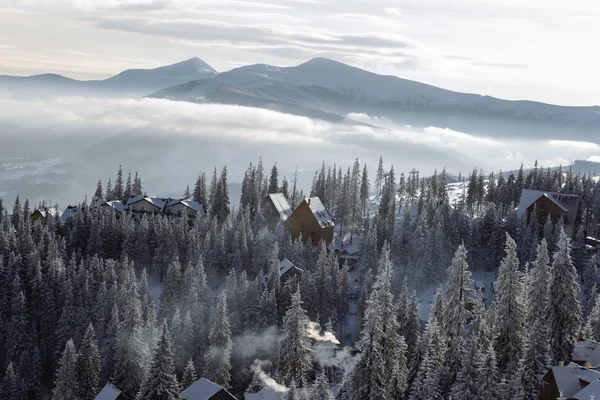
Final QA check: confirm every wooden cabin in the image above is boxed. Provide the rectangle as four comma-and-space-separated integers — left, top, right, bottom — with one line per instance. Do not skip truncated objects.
517, 189, 580, 235
284, 197, 334, 245
540, 364, 600, 400
262, 193, 292, 228
30, 207, 60, 224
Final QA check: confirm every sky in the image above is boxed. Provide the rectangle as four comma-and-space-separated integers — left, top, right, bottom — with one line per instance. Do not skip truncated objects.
1, 0, 599, 106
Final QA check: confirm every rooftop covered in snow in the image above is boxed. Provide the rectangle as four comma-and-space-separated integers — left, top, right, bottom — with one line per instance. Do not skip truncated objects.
180, 377, 236, 400
94, 383, 122, 400
305, 197, 334, 228
244, 387, 285, 400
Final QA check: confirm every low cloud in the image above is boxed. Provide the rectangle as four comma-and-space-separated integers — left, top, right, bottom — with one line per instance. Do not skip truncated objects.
548, 140, 600, 152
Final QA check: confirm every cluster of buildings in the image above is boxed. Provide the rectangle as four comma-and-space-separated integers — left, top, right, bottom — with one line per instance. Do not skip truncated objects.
31, 195, 207, 224
94, 377, 242, 400
540, 338, 600, 399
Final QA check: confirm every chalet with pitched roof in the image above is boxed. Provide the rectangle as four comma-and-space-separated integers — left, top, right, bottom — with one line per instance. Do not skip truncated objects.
540, 363, 600, 400
262, 193, 292, 228
163, 198, 207, 219
284, 197, 334, 245
517, 189, 581, 235
180, 378, 237, 400
31, 207, 61, 224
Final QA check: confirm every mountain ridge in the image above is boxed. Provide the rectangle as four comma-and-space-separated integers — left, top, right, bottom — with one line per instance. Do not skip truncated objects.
2, 56, 600, 142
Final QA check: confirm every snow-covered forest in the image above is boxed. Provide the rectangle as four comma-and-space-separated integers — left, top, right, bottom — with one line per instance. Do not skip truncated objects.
0, 158, 599, 400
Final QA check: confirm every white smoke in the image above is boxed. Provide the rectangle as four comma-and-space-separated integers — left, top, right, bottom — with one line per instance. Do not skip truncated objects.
306, 321, 341, 345
251, 360, 288, 393
232, 326, 281, 359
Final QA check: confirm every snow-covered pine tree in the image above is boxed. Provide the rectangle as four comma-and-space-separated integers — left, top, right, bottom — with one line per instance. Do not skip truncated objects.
52, 339, 79, 400
448, 332, 479, 400
515, 319, 551, 400
76, 324, 101, 400
548, 228, 581, 364
526, 239, 551, 328
494, 233, 525, 373
311, 371, 333, 400
442, 243, 473, 390
181, 359, 198, 390
204, 295, 233, 389
339, 244, 403, 400
137, 323, 180, 400
476, 342, 500, 399
408, 318, 445, 400
585, 293, 600, 341
278, 287, 313, 386
387, 336, 408, 400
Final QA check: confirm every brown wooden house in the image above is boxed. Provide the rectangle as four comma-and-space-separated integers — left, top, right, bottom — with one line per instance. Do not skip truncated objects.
517, 189, 580, 235
284, 197, 334, 245
261, 193, 292, 228
539, 364, 600, 400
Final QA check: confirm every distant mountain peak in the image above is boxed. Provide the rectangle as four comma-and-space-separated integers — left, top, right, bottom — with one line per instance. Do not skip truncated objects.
170, 57, 217, 73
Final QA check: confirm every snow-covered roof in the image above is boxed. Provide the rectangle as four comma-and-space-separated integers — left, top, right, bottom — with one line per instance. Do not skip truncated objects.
516, 189, 580, 223
245, 387, 285, 400
126, 195, 145, 206
551, 364, 600, 398
33, 207, 61, 218
306, 197, 334, 228
180, 378, 233, 400
165, 198, 205, 213
266, 193, 292, 221
106, 201, 125, 214
279, 258, 302, 277
574, 339, 600, 367
573, 379, 600, 400
60, 205, 78, 223
94, 383, 122, 400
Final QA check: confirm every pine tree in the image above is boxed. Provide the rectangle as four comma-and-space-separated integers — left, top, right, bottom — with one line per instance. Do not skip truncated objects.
515, 319, 551, 400
138, 323, 180, 400
442, 243, 473, 388
585, 293, 600, 341
387, 337, 409, 400
311, 371, 333, 400
494, 233, 525, 373
360, 163, 370, 217
77, 324, 101, 400
1, 363, 19, 400
204, 295, 232, 388
341, 244, 404, 400
181, 359, 198, 390
52, 340, 79, 400
278, 287, 313, 387
113, 165, 124, 202
269, 164, 279, 194
449, 334, 479, 400
123, 170, 132, 201
94, 180, 103, 199
375, 156, 384, 196
476, 343, 499, 399
549, 228, 581, 364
